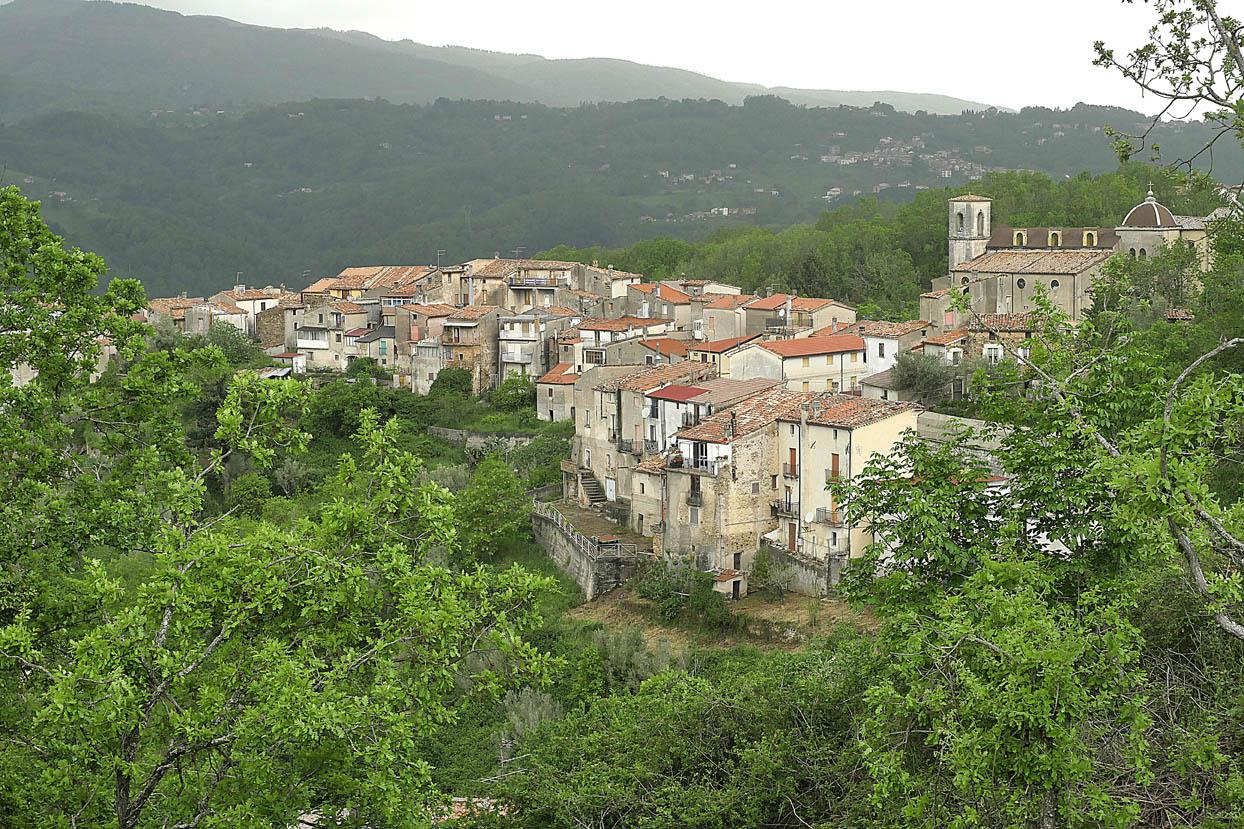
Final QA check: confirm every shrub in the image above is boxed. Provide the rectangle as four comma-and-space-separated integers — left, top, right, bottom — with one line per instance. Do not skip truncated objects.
227, 472, 271, 518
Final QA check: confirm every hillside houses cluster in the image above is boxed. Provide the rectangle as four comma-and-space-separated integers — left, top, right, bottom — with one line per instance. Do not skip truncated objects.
136, 188, 1221, 599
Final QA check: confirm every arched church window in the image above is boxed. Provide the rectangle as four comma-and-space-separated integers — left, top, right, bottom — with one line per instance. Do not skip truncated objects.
1050, 280, 1060, 290
1048, 231, 1061, 246
957, 212, 965, 233
1138, 249, 1147, 260
976, 211, 985, 236
1084, 231, 1097, 246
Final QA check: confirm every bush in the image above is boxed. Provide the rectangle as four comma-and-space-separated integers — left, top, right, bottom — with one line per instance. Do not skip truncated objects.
227, 472, 271, 518
636, 564, 737, 632
430, 367, 473, 397
490, 375, 536, 412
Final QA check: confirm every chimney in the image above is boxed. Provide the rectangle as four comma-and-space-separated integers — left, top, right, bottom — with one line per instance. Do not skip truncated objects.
766, 285, 775, 297
784, 294, 793, 322
727, 410, 737, 439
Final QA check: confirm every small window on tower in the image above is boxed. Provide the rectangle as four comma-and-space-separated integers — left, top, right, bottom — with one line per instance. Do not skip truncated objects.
957, 212, 965, 232
1014, 230, 1027, 246
1048, 231, 1061, 246
1017, 278, 1026, 289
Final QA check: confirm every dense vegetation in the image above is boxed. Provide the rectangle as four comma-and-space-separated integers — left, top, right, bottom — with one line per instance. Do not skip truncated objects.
1, 92, 1236, 297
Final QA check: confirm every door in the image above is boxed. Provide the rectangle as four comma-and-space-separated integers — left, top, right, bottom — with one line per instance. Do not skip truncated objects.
605, 477, 616, 501
787, 522, 796, 551
731, 580, 740, 600
831, 453, 840, 481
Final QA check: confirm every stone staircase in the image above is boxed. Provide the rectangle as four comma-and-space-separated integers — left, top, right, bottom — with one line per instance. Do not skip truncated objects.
579, 469, 606, 505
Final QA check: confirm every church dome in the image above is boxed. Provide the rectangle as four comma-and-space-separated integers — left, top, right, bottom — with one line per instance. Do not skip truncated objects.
1121, 188, 1176, 228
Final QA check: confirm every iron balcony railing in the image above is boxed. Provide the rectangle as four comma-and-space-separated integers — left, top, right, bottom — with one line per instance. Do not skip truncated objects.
815, 507, 843, 525
643, 439, 660, 455
686, 456, 719, 475
681, 412, 697, 427
771, 499, 800, 517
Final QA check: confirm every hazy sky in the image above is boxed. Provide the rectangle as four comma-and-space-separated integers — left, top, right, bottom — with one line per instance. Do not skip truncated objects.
127, 0, 1170, 114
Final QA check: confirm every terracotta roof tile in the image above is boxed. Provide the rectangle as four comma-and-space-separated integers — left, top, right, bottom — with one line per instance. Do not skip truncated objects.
745, 293, 851, 312
952, 249, 1110, 274
536, 363, 579, 385
632, 283, 692, 303
967, 313, 1036, 333
678, 386, 811, 444
844, 319, 933, 338
596, 361, 715, 393
777, 393, 921, 429
704, 293, 757, 310
401, 303, 458, 317
639, 337, 690, 358
332, 301, 366, 314
448, 305, 499, 321
579, 316, 670, 332
923, 328, 968, 346
758, 334, 865, 358
685, 377, 782, 406
647, 384, 708, 402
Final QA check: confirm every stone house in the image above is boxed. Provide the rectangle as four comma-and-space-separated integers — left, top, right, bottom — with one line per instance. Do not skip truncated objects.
701, 293, 757, 341
498, 308, 579, 381
626, 283, 694, 330
283, 299, 376, 371
729, 334, 869, 393
771, 396, 921, 584
183, 300, 248, 336
434, 305, 501, 395
842, 320, 933, 375
535, 363, 580, 422
741, 294, 856, 337
687, 333, 763, 375
210, 285, 294, 337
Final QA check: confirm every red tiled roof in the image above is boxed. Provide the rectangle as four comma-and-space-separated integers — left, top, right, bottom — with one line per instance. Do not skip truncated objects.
778, 394, 921, 429
952, 249, 1110, 274
632, 283, 692, 303
692, 333, 762, 353
844, 319, 932, 338
448, 305, 499, 321
647, 384, 708, 403
471, 258, 581, 278
333, 301, 366, 314
923, 328, 968, 346
704, 293, 757, 310
536, 363, 579, 385
402, 302, 457, 317
678, 386, 811, 444
967, 313, 1036, 333
759, 334, 864, 358
921, 288, 949, 299
746, 293, 850, 312
639, 337, 690, 358
597, 361, 715, 393
302, 277, 340, 294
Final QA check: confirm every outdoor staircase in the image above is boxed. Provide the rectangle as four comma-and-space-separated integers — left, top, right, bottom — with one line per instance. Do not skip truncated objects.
579, 469, 606, 505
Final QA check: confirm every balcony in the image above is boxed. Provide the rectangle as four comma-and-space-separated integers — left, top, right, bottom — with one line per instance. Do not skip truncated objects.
815, 507, 843, 525
681, 412, 697, 427
684, 456, 719, 475
501, 347, 535, 364
782, 462, 798, 477
771, 499, 800, 517
687, 490, 703, 506
644, 439, 660, 455
618, 439, 642, 456
507, 274, 567, 288
440, 332, 481, 346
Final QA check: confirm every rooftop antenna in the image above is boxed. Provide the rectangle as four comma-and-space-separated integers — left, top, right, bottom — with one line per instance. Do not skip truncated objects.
436, 249, 446, 269
512, 246, 526, 259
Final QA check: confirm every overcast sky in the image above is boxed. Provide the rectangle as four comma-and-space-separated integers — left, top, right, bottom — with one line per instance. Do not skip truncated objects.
127, 0, 1171, 114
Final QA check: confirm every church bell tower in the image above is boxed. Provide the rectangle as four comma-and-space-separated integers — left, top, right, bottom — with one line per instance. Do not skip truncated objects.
948, 195, 992, 272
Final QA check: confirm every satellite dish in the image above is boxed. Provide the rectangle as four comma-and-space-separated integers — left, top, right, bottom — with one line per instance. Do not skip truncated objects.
804, 512, 816, 524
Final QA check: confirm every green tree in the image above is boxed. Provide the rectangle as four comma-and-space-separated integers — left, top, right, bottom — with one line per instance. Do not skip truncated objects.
890, 350, 956, 405
227, 470, 272, 518
430, 366, 473, 398
0, 189, 553, 828
454, 455, 531, 560
490, 375, 536, 412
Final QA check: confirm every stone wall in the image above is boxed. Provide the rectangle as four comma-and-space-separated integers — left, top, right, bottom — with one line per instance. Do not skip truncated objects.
761, 543, 837, 597
531, 502, 638, 600
426, 426, 535, 451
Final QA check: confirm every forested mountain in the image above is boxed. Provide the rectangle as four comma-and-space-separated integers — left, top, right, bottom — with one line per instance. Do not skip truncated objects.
1, 95, 1237, 297
0, 0, 992, 121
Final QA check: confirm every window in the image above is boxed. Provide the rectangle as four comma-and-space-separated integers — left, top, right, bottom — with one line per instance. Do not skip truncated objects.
849, 352, 858, 363
976, 211, 985, 236
1016, 278, 1026, 289
956, 211, 965, 233
802, 381, 810, 392
1014, 230, 1027, 246
983, 343, 1003, 365
1138, 249, 1147, 260
639, 482, 645, 495
801, 356, 810, 368
751, 482, 760, 495
1048, 231, 1061, 246
1050, 279, 1060, 290
689, 506, 700, 526
1084, 231, 1097, 246
771, 475, 778, 489
949, 347, 963, 365
877, 342, 885, 358
547, 387, 553, 397
962, 276, 970, 285
1129, 248, 1137, 258
790, 424, 796, 435
826, 354, 834, 366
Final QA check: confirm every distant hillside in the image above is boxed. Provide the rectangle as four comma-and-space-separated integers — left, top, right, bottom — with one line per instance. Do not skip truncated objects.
0, 0, 997, 120
0, 96, 1234, 298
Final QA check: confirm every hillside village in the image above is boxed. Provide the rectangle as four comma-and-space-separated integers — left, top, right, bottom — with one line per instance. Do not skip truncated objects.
137, 188, 1221, 600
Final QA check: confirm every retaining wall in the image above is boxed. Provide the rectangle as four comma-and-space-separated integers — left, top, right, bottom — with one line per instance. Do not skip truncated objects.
427, 426, 535, 450
531, 503, 638, 600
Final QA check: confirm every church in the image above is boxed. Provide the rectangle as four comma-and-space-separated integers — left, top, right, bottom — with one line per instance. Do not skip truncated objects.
919, 189, 1223, 332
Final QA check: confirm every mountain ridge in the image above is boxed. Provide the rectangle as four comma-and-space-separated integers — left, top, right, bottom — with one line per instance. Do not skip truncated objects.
0, 0, 1001, 119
